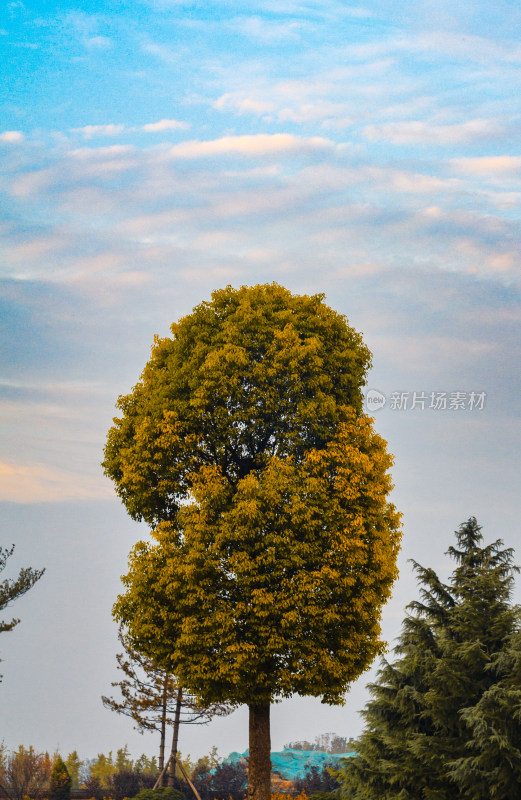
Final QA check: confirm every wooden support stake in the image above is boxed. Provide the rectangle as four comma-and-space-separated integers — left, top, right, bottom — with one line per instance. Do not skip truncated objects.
153, 753, 172, 790
152, 752, 202, 800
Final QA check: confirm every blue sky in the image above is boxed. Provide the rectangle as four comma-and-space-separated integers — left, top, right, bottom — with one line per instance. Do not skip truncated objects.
1, 0, 521, 765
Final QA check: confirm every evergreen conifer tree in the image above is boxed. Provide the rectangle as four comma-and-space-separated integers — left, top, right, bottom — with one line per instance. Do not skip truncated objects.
341, 517, 521, 800
49, 757, 71, 800
447, 629, 521, 798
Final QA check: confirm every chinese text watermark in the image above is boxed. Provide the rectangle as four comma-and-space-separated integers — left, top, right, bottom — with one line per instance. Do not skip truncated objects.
365, 389, 487, 412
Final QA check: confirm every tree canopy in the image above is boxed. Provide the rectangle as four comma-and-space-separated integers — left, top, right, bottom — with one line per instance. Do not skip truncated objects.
341, 517, 521, 800
105, 284, 402, 800
114, 409, 401, 707
103, 284, 373, 526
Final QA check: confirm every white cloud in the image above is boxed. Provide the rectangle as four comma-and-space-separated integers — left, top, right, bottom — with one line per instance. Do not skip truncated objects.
67, 144, 136, 169
363, 119, 502, 146
84, 35, 112, 49
213, 94, 277, 115
9, 168, 53, 198
344, 29, 521, 68
142, 118, 191, 133
0, 130, 24, 143
230, 15, 307, 43
141, 41, 180, 65
370, 333, 497, 373
167, 133, 334, 158
209, 59, 410, 129
276, 100, 354, 124
387, 170, 461, 194
416, 30, 521, 66
454, 238, 521, 275
450, 156, 521, 177
71, 124, 125, 139
8, 1, 25, 14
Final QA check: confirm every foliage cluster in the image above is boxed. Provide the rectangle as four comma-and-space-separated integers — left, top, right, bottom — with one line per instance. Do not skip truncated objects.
0, 740, 352, 800
0, 745, 164, 800
293, 765, 341, 797
84, 747, 159, 800
133, 788, 184, 800
190, 758, 247, 800
0, 745, 54, 800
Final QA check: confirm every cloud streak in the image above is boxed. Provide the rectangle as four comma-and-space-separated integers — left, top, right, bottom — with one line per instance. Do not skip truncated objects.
364, 119, 505, 146
142, 118, 191, 132
0, 461, 113, 502
167, 133, 334, 158
450, 156, 521, 177
71, 124, 125, 139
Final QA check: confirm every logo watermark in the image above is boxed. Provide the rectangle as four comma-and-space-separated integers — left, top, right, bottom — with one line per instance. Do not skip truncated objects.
366, 388, 387, 411
365, 390, 487, 412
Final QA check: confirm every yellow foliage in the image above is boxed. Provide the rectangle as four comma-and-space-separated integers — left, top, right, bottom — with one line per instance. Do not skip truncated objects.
109, 284, 402, 708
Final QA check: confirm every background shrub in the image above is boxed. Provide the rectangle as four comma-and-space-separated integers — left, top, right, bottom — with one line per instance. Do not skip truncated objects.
293, 764, 341, 796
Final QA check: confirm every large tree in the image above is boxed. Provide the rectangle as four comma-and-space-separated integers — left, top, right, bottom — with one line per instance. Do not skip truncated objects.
341, 517, 521, 800
104, 283, 402, 800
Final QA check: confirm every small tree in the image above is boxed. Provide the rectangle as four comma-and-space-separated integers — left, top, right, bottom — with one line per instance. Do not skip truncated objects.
103, 627, 229, 786
64, 751, 82, 790
49, 757, 71, 800
1, 545, 44, 680
106, 284, 402, 800
89, 752, 116, 788
0, 746, 52, 800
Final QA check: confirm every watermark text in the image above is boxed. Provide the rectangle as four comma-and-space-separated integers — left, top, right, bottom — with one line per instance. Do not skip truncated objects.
365, 389, 486, 412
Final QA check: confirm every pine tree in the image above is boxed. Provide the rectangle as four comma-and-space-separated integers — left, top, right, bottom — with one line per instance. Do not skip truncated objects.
341, 517, 521, 800
447, 630, 521, 798
103, 626, 230, 786
1, 545, 44, 680
49, 757, 71, 800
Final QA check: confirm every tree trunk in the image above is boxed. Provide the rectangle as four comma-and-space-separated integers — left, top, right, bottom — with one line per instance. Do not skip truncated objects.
247, 704, 271, 800
158, 676, 168, 786
167, 687, 183, 787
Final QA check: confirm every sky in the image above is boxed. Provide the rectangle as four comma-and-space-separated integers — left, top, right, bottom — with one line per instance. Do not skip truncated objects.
1, 0, 521, 768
